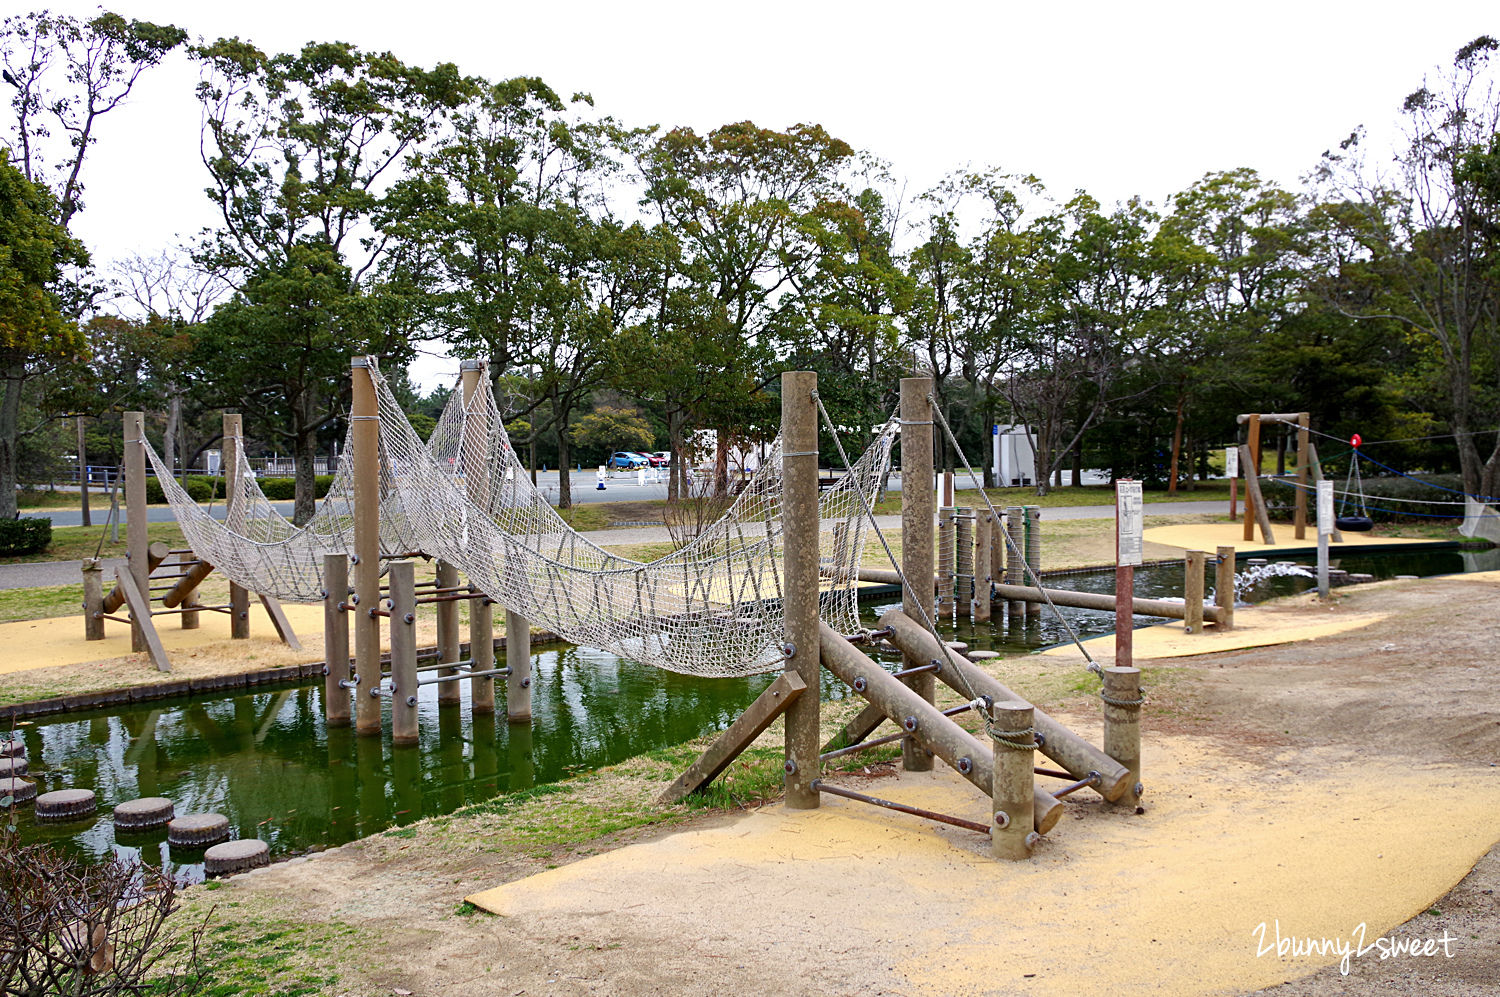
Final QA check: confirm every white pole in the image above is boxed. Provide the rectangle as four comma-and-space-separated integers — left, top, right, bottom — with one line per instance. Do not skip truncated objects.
1317, 480, 1333, 599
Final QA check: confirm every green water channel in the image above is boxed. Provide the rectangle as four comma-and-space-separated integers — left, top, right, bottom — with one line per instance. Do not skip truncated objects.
8, 545, 1493, 879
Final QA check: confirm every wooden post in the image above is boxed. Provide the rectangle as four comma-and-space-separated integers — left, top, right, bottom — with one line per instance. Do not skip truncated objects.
974, 509, 993, 622
1103, 666, 1143, 811
223, 413, 250, 639
1294, 412, 1310, 540
350, 358, 382, 737
782, 370, 821, 808
1023, 506, 1042, 616
899, 377, 936, 774
936, 506, 956, 618
471, 591, 496, 713
819, 624, 1062, 833
124, 411, 149, 653
505, 610, 532, 722
991, 700, 1037, 861
389, 560, 419, 746
1242, 414, 1261, 542
82, 559, 104, 641
1004, 506, 1024, 618
989, 508, 1004, 614
323, 553, 351, 727
435, 560, 461, 706
955, 507, 973, 619
1215, 546, 1236, 632
113, 567, 170, 671
1184, 550, 1205, 634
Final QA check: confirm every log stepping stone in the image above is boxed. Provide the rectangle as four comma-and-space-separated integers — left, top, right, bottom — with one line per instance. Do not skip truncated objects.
0, 756, 27, 778
1395, 574, 1418, 580
113, 797, 174, 831
0, 740, 22, 758
967, 649, 1001, 660
203, 838, 269, 876
35, 789, 97, 821
1348, 573, 1376, 584
1248, 558, 1268, 565
168, 813, 231, 848
945, 641, 969, 653
0, 777, 37, 804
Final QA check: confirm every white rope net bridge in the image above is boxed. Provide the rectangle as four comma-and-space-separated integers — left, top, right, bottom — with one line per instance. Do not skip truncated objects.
142, 362, 896, 678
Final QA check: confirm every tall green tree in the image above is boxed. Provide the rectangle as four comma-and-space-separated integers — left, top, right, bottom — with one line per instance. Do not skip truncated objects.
193, 37, 467, 521
1312, 36, 1500, 496
0, 154, 87, 517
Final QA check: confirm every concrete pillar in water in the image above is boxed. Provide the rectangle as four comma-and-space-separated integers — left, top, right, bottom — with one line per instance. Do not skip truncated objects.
1023, 505, 1042, 616
974, 510, 993, 623
955, 507, 974, 621
435, 560, 461, 706
389, 559, 419, 746
323, 553, 351, 727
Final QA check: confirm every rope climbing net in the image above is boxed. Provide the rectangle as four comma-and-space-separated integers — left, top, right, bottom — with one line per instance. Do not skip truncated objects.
141, 361, 896, 678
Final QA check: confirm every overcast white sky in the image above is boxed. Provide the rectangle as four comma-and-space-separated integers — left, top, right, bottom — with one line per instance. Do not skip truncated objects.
10, 1, 1496, 387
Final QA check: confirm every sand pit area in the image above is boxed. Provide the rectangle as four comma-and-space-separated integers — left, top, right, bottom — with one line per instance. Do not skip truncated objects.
1142, 520, 1438, 555
195, 573, 1500, 996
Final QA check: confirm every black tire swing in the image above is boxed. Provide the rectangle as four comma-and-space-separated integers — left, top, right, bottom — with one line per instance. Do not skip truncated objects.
1336, 433, 1374, 532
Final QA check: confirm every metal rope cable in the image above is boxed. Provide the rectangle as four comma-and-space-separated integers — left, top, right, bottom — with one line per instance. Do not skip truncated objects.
926, 394, 1101, 675
810, 393, 997, 726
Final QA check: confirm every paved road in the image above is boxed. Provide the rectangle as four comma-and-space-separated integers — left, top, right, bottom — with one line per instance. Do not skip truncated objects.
0, 499, 1229, 591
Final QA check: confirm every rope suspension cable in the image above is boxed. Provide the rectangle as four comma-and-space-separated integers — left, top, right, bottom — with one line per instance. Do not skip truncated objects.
926, 394, 1102, 676
810, 393, 997, 727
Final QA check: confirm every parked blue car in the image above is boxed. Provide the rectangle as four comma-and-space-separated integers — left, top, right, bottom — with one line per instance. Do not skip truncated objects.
608, 452, 650, 469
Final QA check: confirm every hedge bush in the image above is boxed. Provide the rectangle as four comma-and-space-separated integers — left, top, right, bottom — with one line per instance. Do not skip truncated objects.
143, 474, 333, 503
0, 517, 51, 555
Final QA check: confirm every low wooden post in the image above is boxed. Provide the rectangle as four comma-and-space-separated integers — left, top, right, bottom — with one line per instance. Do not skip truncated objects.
990, 700, 1037, 861
988, 508, 1004, 614
224, 413, 251, 640
1102, 666, 1143, 811
435, 560, 461, 706
936, 506, 956, 618
323, 553, 351, 727
782, 370, 821, 808
1184, 550, 1205, 635
974, 510, 993, 622
954, 507, 974, 620
389, 560, 419, 746
1215, 546, 1236, 631
82, 560, 105, 641
1023, 505, 1042, 617
899, 377, 936, 774
1004, 506, 1024, 618
124, 411, 148, 653
471, 590, 496, 714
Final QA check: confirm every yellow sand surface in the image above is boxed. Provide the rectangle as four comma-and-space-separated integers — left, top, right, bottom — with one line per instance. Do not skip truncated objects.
0, 602, 327, 675
1040, 607, 1388, 662
1144, 520, 1438, 555
468, 736, 1500, 996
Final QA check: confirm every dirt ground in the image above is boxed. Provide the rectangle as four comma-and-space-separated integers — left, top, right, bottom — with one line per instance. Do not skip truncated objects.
190, 573, 1500, 996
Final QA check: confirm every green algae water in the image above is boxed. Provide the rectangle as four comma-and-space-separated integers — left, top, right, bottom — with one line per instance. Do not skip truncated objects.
9, 546, 1494, 879
8, 644, 776, 881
